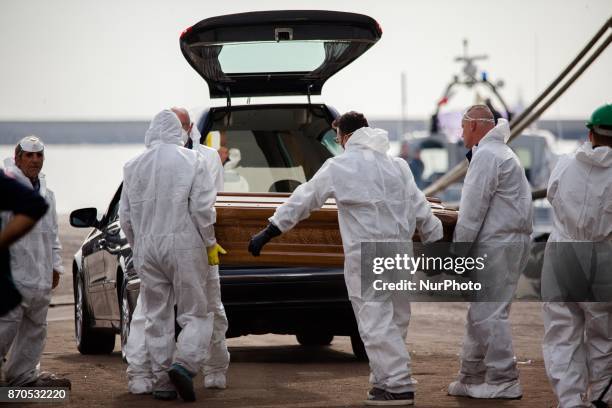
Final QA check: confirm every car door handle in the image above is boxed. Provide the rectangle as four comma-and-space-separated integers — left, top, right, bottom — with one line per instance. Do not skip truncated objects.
98, 237, 121, 254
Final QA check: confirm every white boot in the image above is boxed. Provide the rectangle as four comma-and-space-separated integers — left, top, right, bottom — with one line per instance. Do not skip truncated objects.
448, 380, 478, 397
204, 372, 226, 389
128, 377, 154, 394
448, 380, 522, 399
483, 380, 523, 399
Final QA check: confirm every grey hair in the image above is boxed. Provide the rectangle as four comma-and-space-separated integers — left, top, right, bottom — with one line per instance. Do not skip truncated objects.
14, 143, 24, 158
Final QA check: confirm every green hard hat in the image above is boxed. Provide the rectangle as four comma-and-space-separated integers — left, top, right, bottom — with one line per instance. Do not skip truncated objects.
586, 103, 612, 136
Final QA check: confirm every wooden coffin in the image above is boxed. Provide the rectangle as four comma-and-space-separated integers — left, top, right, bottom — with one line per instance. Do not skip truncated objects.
214, 193, 457, 268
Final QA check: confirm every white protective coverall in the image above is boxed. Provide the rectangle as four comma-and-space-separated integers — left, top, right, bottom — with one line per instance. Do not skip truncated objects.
541, 142, 612, 407
119, 109, 216, 392
125, 127, 230, 393
191, 129, 231, 385
451, 119, 533, 397
269, 127, 443, 394
0, 160, 63, 386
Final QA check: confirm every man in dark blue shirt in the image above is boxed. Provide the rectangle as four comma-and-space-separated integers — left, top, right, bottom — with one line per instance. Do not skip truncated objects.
0, 169, 48, 316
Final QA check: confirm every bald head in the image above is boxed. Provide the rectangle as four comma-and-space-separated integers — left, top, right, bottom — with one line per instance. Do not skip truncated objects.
461, 104, 496, 149
171, 108, 194, 148
171, 107, 191, 130
466, 105, 494, 121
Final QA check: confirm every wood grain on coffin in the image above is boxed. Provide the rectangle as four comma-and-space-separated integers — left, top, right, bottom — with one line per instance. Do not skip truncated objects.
214, 193, 457, 267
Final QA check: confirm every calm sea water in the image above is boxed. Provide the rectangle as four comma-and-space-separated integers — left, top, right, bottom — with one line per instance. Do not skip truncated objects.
0, 144, 144, 214
1, 140, 578, 215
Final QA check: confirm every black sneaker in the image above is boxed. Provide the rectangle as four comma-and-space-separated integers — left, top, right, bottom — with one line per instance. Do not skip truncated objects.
367, 387, 386, 399
592, 401, 609, 408
153, 390, 177, 401
23, 372, 71, 390
168, 363, 195, 402
365, 390, 415, 406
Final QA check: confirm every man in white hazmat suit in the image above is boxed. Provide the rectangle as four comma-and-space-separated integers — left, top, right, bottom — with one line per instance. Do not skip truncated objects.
119, 109, 225, 402
541, 103, 612, 408
248, 111, 443, 406
186, 120, 231, 390
125, 108, 230, 394
0, 169, 49, 316
448, 105, 533, 399
0, 136, 71, 388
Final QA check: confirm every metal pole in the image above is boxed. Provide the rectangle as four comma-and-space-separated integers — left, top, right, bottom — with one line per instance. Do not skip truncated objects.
401, 71, 407, 138
508, 32, 612, 142
510, 16, 611, 133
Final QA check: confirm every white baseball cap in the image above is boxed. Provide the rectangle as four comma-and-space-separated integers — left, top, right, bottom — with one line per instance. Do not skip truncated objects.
18, 135, 45, 152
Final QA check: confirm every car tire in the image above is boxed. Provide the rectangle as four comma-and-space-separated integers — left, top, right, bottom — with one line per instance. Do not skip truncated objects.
350, 333, 368, 361
296, 333, 334, 346
74, 274, 115, 355
119, 280, 133, 363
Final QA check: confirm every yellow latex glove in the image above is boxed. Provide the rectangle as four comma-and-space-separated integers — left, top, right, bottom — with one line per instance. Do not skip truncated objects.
207, 243, 227, 266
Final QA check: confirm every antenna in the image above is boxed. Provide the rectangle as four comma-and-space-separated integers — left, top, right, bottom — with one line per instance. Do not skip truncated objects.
454, 39, 488, 84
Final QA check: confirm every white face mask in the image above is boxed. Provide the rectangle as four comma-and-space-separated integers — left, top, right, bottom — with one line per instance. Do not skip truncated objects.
181, 129, 189, 145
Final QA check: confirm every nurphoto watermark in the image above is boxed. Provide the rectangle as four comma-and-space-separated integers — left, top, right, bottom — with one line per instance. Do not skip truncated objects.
360, 241, 612, 302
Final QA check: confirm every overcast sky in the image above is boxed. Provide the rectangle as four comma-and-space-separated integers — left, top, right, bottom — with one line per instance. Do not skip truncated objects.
0, 0, 610, 121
